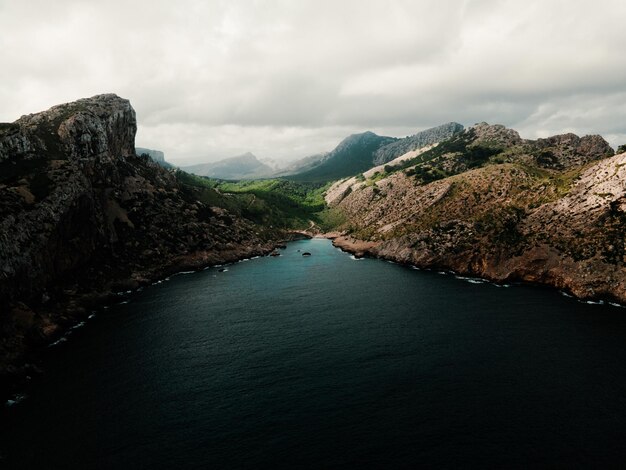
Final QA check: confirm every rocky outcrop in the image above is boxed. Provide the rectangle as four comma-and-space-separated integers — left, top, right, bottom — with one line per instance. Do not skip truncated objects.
0, 95, 279, 397
372, 122, 464, 165
531, 133, 614, 169
470, 122, 523, 148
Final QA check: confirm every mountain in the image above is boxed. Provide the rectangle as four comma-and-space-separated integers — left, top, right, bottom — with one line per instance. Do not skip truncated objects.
272, 152, 329, 177
324, 123, 624, 303
288, 131, 397, 182
136, 146, 164, 163
372, 122, 464, 165
0, 94, 281, 396
287, 123, 464, 183
182, 152, 274, 180
136, 147, 174, 168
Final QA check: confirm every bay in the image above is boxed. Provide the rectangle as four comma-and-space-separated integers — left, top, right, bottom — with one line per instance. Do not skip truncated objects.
3, 238, 626, 468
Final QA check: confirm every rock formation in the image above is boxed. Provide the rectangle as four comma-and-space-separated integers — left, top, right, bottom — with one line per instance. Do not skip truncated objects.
0, 94, 278, 396
372, 122, 464, 165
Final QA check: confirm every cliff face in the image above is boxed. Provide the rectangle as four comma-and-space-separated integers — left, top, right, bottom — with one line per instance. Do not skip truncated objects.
0, 95, 276, 390
328, 123, 625, 303
372, 122, 464, 165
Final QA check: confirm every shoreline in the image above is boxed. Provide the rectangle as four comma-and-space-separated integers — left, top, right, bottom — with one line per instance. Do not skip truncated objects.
5, 232, 624, 407
1, 239, 288, 407
325, 233, 626, 308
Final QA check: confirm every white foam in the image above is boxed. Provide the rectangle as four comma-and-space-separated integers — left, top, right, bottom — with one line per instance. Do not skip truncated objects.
70, 321, 86, 330
584, 300, 604, 305
49, 337, 68, 347
88, 313, 96, 319
118, 300, 129, 305
609, 302, 625, 308
350, 255, 364, 261
5, 394, 26, 407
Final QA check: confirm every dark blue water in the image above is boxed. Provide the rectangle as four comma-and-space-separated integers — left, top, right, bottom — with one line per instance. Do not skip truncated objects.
3, 239, 626, 469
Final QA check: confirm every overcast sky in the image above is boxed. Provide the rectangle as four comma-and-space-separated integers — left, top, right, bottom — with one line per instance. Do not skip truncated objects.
1, 0, 626, 164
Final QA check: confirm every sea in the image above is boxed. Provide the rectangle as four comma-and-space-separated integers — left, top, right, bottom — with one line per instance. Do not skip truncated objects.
3, 238, 626, 468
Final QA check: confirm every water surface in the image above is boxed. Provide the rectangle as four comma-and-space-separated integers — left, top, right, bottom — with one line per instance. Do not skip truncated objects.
3, 239, 626, 468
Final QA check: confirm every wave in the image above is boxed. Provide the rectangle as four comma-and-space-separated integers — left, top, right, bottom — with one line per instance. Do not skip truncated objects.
5, 394, 26, 407
49, 337, 68, 347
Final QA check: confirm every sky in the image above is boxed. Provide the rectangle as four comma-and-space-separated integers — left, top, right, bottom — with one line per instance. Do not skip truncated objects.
1, 0, 626, 165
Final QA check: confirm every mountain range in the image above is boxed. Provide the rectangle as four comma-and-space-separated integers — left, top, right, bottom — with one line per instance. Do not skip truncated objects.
181, 122, 464, 182
325, 122, 624, 303
182, 152, 274, 180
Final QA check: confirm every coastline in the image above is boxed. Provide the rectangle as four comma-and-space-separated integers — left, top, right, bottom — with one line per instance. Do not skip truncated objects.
1, 239, 286, 406
324, 233, 626, 307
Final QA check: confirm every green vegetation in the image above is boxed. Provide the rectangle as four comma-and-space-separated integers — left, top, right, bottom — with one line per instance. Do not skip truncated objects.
379, 130, 503, 185
287, 133, 396, 183
175, 171, 331, 229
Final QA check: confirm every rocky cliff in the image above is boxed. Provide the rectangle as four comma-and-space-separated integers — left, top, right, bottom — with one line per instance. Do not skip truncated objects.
327, 123, 625, 303
372, 122, 464, 165
0, 95, 278, 396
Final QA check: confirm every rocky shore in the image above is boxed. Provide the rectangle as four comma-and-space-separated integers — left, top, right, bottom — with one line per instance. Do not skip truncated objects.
0, 95, 285, 402
330, 235, 625, 306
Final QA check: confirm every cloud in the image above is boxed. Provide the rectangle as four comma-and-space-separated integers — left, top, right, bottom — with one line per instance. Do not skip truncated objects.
1, 0, 625, 163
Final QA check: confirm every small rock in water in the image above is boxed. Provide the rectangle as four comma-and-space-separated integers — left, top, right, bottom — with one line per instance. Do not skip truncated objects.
302, 252, 312, 257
